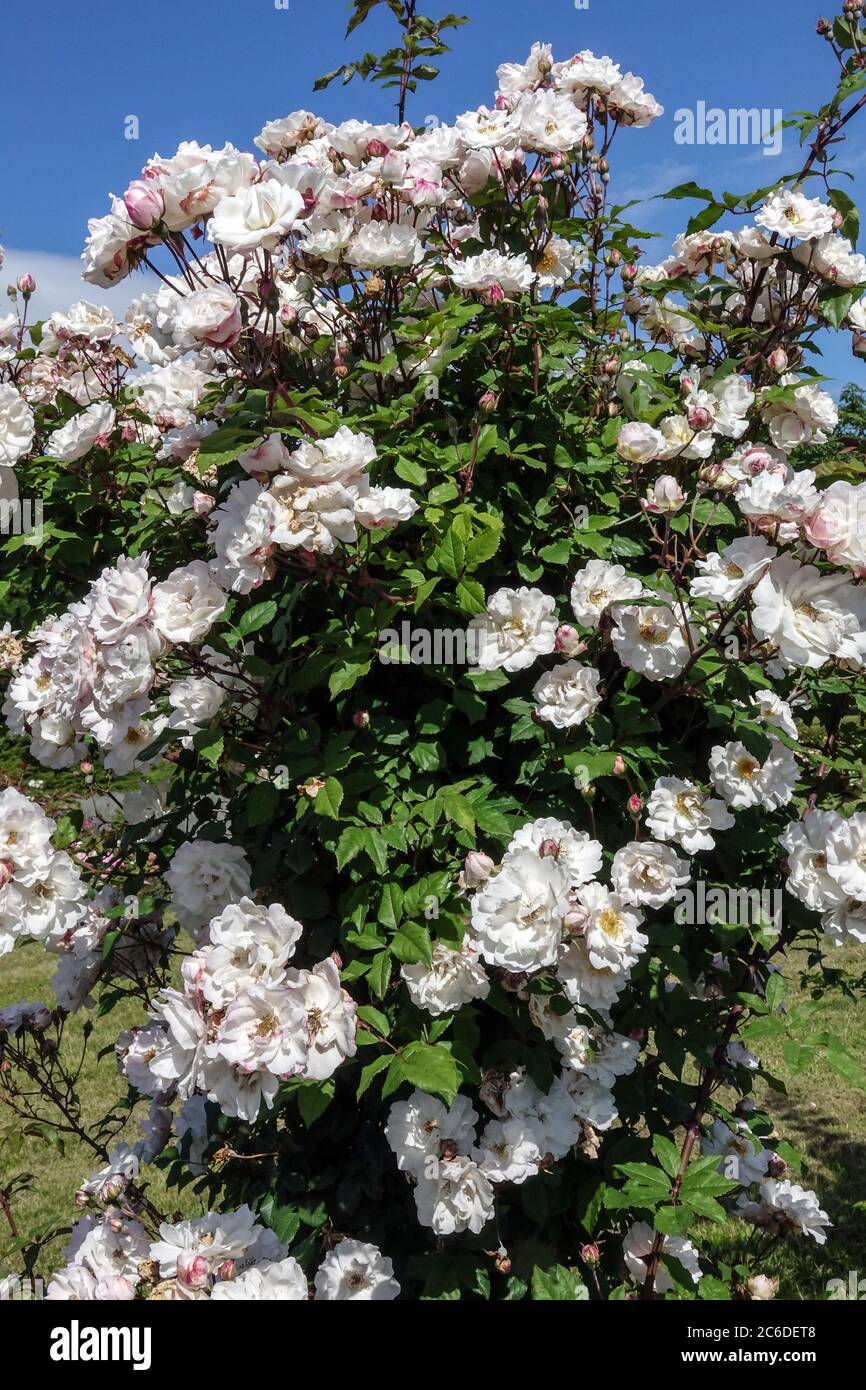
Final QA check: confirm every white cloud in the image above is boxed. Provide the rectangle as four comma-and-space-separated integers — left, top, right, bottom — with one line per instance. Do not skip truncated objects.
0, 247, 138, 322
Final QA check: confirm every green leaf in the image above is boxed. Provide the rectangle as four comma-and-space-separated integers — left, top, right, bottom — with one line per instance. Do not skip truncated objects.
356, 1054, 392, 1098
245, 781, 279, 828
378, 881, 404, 930
530, 1265, 589, 1300
193, 729, 224, 767
297, 1080, 335, 1127
391, 920, 433, 966
653, 1135, 682, 1180
367, 951, 392, 1000
237, 600, 277, 637
401, 1041, 460, 1105
313, 777, 344, 818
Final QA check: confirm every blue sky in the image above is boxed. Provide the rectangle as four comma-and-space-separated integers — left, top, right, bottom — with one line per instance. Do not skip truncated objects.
1, 0, 864, 392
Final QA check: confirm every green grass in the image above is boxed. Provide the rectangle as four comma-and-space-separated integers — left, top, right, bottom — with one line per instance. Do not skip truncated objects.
0, 941, 201, 1280
697, 943, 866, 1299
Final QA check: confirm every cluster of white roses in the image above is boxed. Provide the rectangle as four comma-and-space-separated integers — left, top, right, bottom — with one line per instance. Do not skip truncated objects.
3, 551, 231, 771
0, 790, 135, 1012
117, 895, 357, 1124
384, 1068, 605, 1239
780, 808, 866, 947
79, 42, 659, 298
0, 788, 86, 956
210, 424, 418, 593
625, 187, 866, 359
46, 1203, 397, 1301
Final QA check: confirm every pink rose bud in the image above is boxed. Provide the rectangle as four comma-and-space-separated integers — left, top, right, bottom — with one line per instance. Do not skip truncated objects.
563, 906, 590, 936
538, 838, 560, 859
123, 180, 165, 230
280, 304, 299, 327
767, 346, 788, 372
688, 406, 713, 431
486, 283, 505, 304
102, 1176, 126, 1203
17, 273, 36, 295
766, 1154, 788, 1178
628, 793, 642, 816
216, 1260, 236, 1282
121, 423, 135, 442
479, 390, 498, 412
555, 624, 585, 657
0, 860, 14, 889
642, 475, 686, 514
700, 461, 723, 486
366, 139, 389, 158
621, 263, 638, 282
581, 1243, 600, 1266
461, 850, 495, 888
352, 710, 370, 729
192, 491, 215, 516
178, 1251, 211, 1290
612, 754, 626, 776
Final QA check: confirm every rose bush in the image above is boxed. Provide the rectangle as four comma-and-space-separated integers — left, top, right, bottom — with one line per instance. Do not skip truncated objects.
2, 0, 866, 1302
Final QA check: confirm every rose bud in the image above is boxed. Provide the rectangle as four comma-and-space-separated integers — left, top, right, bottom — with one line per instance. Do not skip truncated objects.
612, 754, 626, 776
642, 475, 686, 514
486, 283, 505, 304
479, 390, 498, 412
192, 491, 215, 516
627, 793, 643, 816
581, 1243, 600, 1266
748, 1274, 779, 1301
563, 905, 590, 936
767, 345, 789, 372
459, 850, 495, 889
123, 180, 165, 230
688, 405, 713, 431
352, 709, 371, 729
177, 1251, 211, 1290
555, 623, 586, 657
16, 273, 36, 296
766, 1154, 788, 1179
